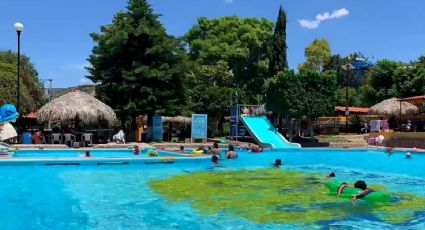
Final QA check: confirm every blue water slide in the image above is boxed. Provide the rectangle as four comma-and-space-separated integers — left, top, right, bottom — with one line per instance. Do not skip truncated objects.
239, 116, 301, 149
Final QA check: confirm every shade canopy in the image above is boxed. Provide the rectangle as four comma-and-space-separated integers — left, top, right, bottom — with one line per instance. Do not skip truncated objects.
37, 90, 117, 126
162, 116, 192, 125
0, 123, 17, 141
369, 97, 418, 117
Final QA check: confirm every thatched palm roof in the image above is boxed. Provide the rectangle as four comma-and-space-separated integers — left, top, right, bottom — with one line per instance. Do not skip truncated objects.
162, 116, 191, 125
37, 90, 117, 126
369, 97, 418, 116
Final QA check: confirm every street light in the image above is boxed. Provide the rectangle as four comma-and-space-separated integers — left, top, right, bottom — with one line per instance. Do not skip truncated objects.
341, 63, 355, 134
14, 22, 24, 114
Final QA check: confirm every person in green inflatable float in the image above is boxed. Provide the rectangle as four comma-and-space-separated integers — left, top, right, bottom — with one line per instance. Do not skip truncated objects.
337, 180, 375, 202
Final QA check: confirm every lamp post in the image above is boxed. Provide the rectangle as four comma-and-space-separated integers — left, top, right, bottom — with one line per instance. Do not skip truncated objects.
341, 63, 355, 134
14, 22, 24, 114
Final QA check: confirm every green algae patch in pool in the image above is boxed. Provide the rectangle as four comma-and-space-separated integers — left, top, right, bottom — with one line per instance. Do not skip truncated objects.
149, 169, 425, 225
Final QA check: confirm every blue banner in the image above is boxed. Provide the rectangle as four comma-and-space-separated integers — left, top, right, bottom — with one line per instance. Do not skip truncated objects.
152, 115, 163, 141
192, 114, 207, 139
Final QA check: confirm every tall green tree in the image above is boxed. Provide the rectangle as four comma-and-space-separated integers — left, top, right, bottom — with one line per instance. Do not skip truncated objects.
269, 6, 288, 76
87, 0, 188, 128
295, 70, 337, 138
369, 59, 402, 102
265, 69, 337, 139
0, 50, 45, 114
392, 61, 425, 97
187, 61, 244, 136
184, 16, 273, 102
298, 38, 331, 71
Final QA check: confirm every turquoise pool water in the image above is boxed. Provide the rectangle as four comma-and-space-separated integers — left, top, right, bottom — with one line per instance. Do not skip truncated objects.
13, 149, 184, 158
1, 148, 425, 229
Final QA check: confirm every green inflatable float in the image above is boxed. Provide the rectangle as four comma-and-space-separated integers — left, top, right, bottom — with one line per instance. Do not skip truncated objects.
325, 180, 392, 203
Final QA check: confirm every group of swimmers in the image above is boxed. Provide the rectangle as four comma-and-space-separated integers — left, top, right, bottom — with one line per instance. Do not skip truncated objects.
386, 147, 413, 159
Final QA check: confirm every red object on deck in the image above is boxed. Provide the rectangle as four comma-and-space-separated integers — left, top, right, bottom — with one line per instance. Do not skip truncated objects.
23, 112, 37, 119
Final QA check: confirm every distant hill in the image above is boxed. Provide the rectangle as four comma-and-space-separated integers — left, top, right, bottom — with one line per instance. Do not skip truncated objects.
51, 85, 96, 99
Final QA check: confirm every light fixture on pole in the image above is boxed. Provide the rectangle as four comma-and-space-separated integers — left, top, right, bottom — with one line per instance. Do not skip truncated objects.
14, 22, 24, 114
341, 63, 355, 134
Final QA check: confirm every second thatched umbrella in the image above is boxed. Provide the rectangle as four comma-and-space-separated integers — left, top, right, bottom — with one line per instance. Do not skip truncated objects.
37, 90, 117, 126
162, 116, 192, 125
369, 97, 418, 117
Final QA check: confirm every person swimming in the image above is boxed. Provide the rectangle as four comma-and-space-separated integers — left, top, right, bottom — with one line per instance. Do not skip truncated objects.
225, 144, 238, 159
351, 180, 375, 201
251, 145, 263, 153
326, 172, 336, 178
133, 145, 140, 155
271, 158, 282, 168
211, 155, 223, 167
85, 150, 91, 158
406, 152, 412, 159
211, 143, 221, 156
179, 145, 185, 151
336, 180, 375, 201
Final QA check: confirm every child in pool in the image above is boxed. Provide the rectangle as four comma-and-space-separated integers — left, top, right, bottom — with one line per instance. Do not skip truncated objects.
211, 155, 224, 167
326, 172, 336, 178
271, 158, 282, 168
133, 145, 140, 155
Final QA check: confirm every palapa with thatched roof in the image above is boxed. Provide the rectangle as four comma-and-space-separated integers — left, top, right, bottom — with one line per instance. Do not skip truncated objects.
369, 97, 418, 117
37, 90, 117, 126
162, 116, 192, 125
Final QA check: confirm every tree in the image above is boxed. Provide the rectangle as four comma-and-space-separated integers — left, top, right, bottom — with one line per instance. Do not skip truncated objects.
0, 50, 45, 114
87, 0, 188, 130
269, 6, 288, 76
265, 70, 297, 116
299, 39, 331, 71
184, 16, 273, 102
392, 62, 425, 98
295, 70, 337, 138
369, 59, 402, 102
265, 69, 337, 139
187, 61, 244, 136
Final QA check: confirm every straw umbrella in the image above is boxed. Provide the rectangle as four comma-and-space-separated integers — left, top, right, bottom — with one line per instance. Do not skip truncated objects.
0, 123, 17, 141
162, 116, 192, 125
37, 90, 117, 126
369, 97, 418, 118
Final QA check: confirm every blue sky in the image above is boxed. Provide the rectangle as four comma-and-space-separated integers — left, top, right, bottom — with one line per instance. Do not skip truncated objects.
1, 0, 424, 88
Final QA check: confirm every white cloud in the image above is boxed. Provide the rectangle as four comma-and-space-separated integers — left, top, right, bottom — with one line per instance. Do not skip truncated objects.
298, 19, 321, 29
79, 78, 93, 85
299, 8, 349, 29
63, 62, 90, 71
224, 0, 233, 4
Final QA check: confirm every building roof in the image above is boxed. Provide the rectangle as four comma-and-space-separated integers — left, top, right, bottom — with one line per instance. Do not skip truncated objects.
335, 106, 369, 114
399, 95, 425, 101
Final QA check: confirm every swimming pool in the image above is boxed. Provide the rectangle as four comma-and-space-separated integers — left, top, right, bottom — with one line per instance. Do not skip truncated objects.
1, 148, 424, 229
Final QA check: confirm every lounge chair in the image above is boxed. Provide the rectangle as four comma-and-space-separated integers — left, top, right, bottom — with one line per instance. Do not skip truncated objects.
82, 133, 93, 147
63, 134, 75, 147
51, 133, 63, 144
